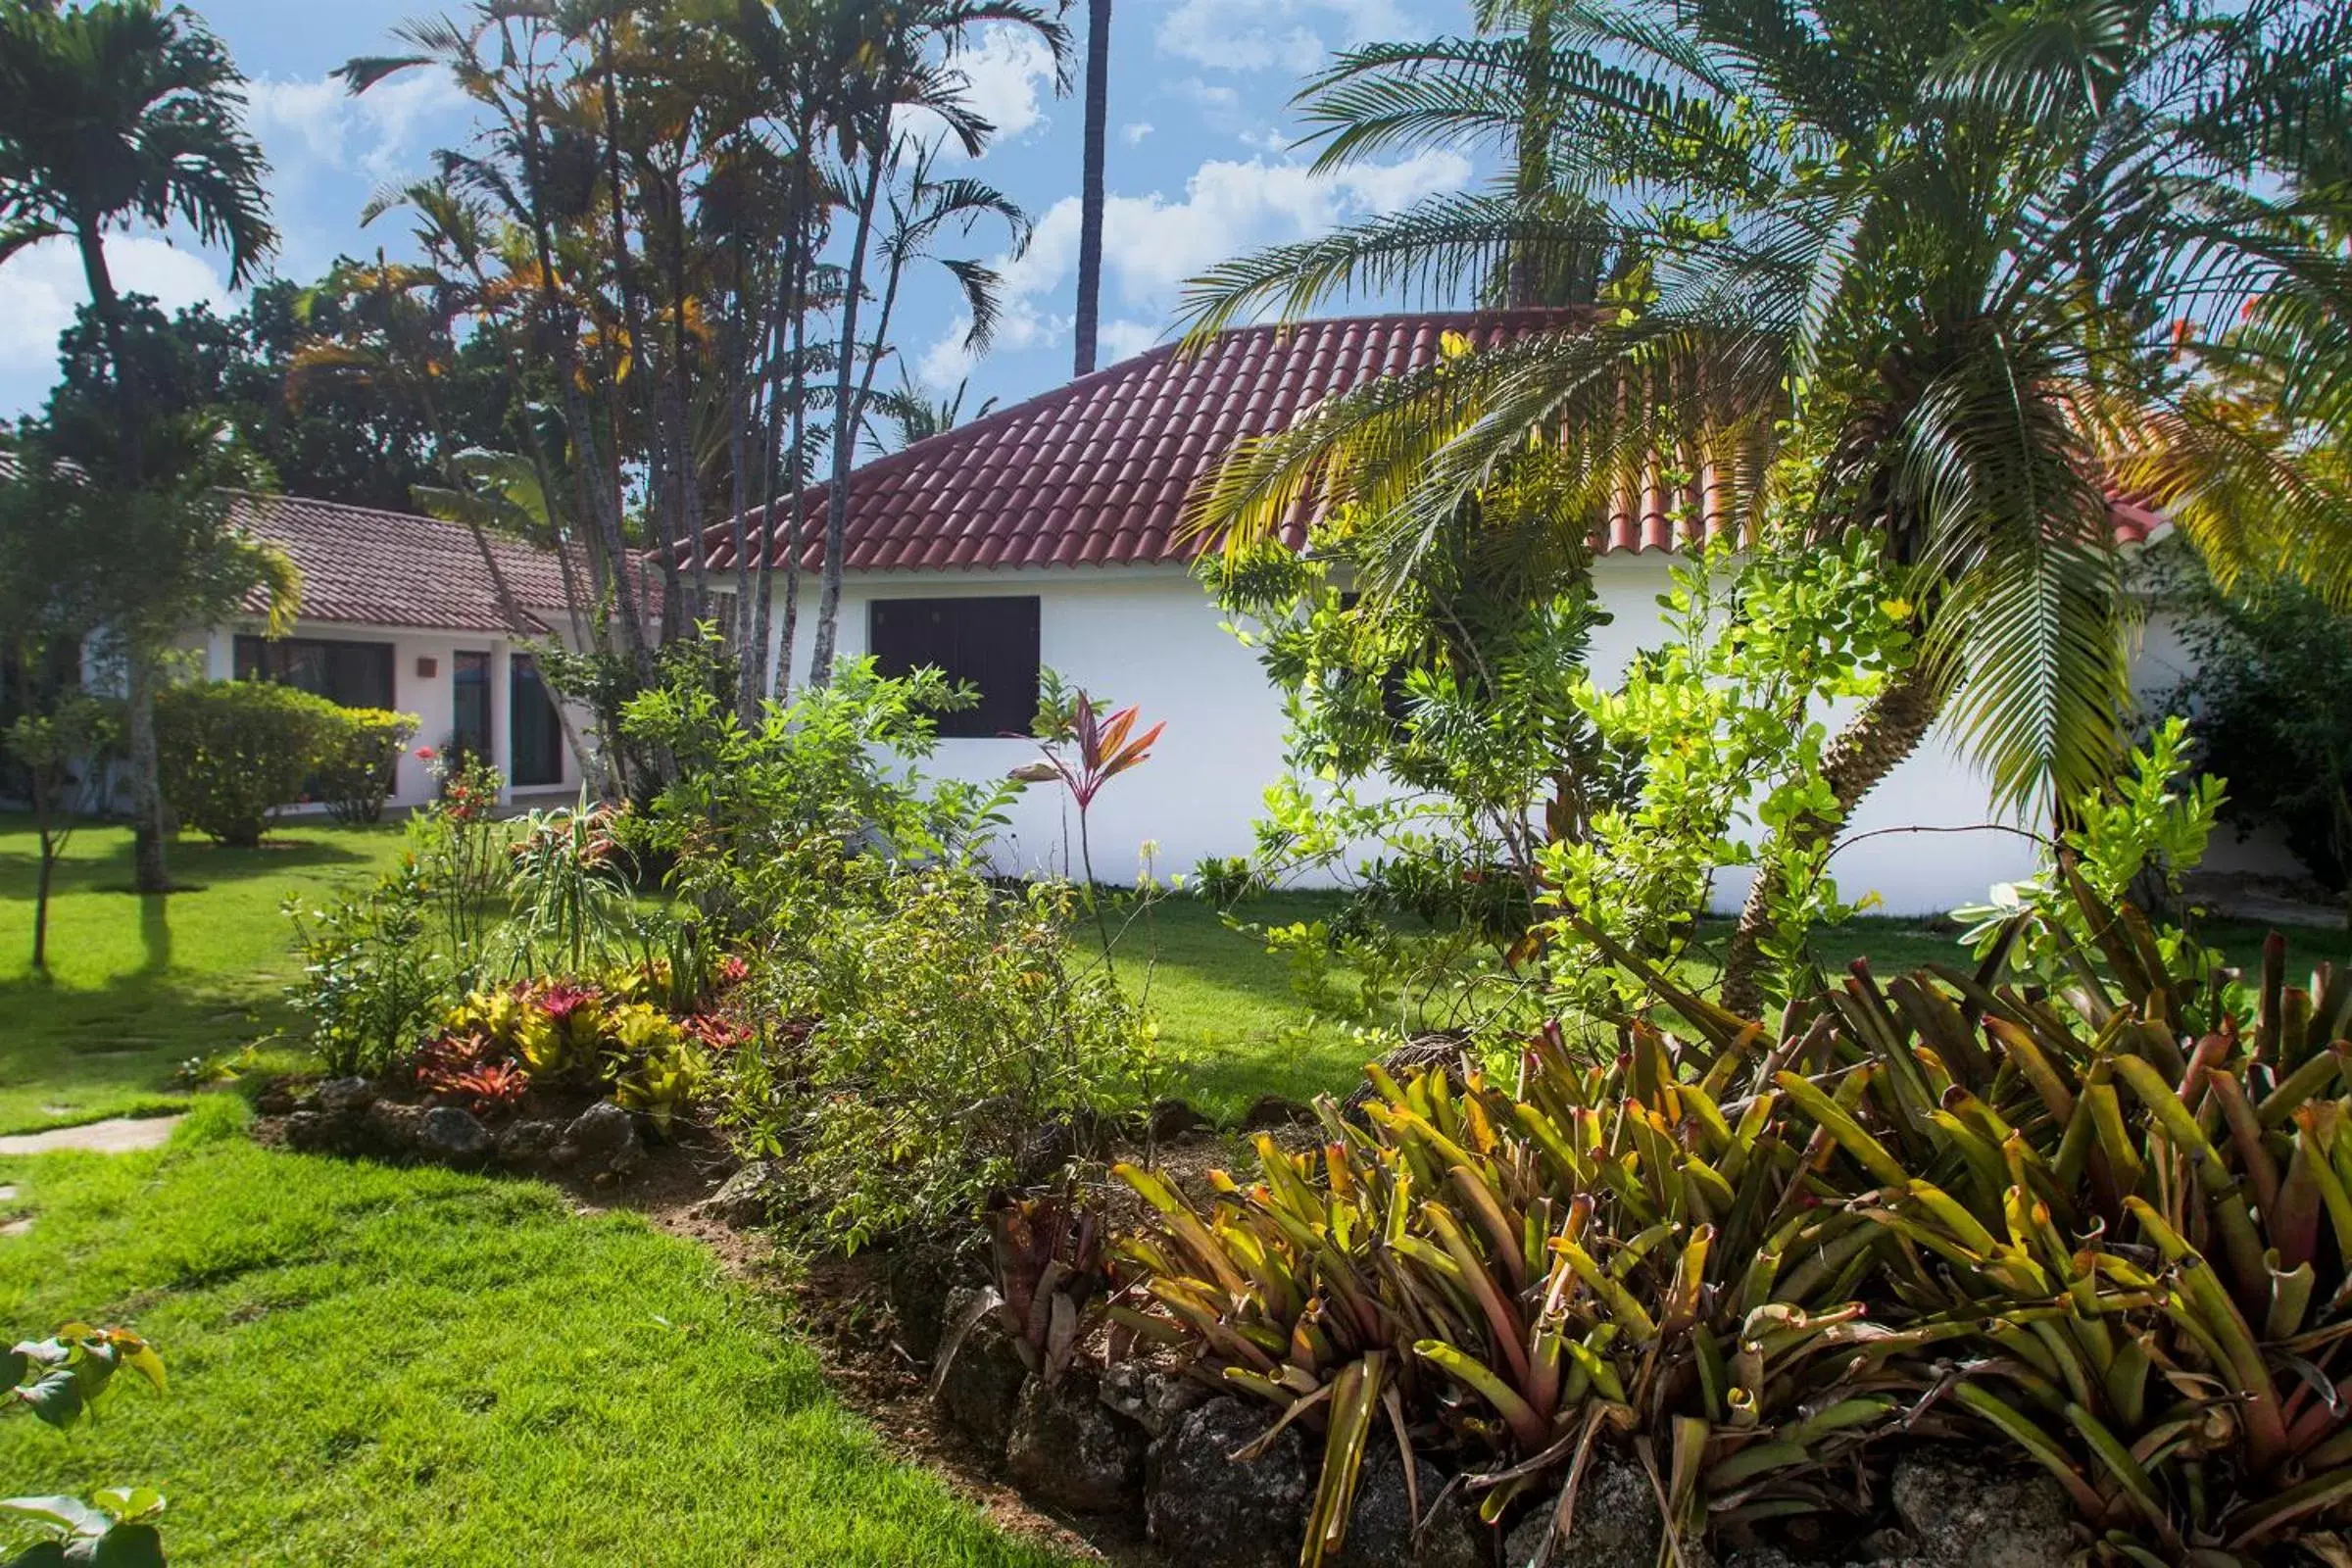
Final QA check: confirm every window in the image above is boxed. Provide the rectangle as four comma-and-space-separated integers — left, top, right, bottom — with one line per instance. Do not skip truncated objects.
511, 654, 564, 787
867, 596, 1040, 739
451, 651, 492, 766
234, 635, 395, 710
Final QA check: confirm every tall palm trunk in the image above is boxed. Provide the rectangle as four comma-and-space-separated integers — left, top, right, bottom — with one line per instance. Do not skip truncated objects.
74, 213, 171, 894
1719, 661, 1943, 1018
1072, 0, 1110, 376
809, 140, 887, 686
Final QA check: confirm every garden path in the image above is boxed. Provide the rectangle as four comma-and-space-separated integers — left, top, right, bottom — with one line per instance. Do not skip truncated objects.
0, 1113, 184, 1155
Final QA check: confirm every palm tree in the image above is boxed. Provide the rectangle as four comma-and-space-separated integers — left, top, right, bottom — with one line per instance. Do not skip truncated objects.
0, 0, 275, 894
1182, 0, 2352, 1013
1072, 0, 1109, 375
867, 371, 999, 452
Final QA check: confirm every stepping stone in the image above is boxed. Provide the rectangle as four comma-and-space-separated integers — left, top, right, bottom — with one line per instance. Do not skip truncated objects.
0, 1186, 16, 1201
0, 1218, 28, 1238
0, 1115, 184, 1156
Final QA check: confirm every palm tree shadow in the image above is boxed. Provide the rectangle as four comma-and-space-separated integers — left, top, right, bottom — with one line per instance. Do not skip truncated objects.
139, 892, 172, 975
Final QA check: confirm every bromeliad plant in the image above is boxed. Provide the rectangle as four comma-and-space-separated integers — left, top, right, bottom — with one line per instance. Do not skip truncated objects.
1116, 884, 2352, 1565
1113, 1020, 1944, 1566
1806, 883, 2352, 1564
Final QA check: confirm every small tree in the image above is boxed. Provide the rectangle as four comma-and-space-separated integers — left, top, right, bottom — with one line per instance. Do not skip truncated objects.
5, 692, 116, 973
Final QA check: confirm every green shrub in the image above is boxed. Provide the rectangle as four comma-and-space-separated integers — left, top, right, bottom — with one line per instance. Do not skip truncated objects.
316, 707, 417, 824
1113, 882, 2352, 1566
717, 850, 1154, 1250
285, 858, 455, 1078
155, 678, 343, 847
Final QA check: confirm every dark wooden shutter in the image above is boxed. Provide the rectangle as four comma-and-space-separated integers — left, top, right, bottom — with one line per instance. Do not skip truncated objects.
868, 596, 1041, 738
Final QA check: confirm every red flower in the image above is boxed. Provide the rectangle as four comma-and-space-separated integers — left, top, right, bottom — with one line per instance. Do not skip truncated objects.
414, 746, 437, 761
533, 980, 599, 1024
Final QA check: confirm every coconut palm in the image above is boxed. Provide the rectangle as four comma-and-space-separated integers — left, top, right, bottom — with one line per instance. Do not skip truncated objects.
1182, 0, 2352, 1012
0, 0, 275, 894
1072, 0, 1109, 374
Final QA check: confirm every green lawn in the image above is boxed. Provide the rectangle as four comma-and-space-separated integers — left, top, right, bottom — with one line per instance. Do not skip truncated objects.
0, 816, 412, 1134
0, 1099, 1062, 1567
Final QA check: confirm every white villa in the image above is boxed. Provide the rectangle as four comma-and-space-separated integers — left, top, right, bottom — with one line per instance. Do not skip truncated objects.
690, 308, 2274, 915
204, 491, 596, 813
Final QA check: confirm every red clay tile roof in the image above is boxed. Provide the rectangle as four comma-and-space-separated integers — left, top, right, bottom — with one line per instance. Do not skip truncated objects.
227, 490, 588, 635
706, 311, 1609, 573
700, 308, 2159, 575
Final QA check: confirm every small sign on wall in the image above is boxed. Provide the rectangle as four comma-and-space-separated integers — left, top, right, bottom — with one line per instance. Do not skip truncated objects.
416, 656, 438, 678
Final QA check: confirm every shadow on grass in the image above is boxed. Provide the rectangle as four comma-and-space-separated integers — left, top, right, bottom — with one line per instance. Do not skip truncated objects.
0, 825, 380, 905
0, 968, 290, 1132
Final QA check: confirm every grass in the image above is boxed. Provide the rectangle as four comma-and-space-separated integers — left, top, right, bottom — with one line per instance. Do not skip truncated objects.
0, 1099, 1063, 1567
0, 816, 412, 1134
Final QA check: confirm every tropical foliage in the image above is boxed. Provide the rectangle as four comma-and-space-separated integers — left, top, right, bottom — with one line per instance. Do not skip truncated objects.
1181, 0, 2352, 1012
3, 1324, 168, 1568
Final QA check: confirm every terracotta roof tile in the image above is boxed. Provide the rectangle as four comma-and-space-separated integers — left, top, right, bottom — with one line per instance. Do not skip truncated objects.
675, 306, 2158, 576
226, 490, 595, 635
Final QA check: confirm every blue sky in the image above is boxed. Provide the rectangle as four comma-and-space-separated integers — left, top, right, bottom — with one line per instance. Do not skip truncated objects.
0, 0, 1475, 426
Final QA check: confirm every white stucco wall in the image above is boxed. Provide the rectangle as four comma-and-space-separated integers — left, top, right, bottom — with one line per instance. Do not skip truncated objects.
760, 557, 2130, 914
195, 617, 582, 813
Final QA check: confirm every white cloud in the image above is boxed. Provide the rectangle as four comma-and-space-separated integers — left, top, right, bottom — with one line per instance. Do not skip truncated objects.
1122, 122, 1155, 145
916, 148, 1469, 384
902, 25, 1060, 158
1101, 318, 1163, 361
1154, 0, 1408, 72
247, 71, 468, 184
0, 235, 231, 381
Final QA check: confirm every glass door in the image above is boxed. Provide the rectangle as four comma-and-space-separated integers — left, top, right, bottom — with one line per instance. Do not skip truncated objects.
451, 651, 492, 769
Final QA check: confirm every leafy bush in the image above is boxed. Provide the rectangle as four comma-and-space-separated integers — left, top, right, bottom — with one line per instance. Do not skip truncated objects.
2149, 539, 2352, 902
506, 797, 635, 975
1114, 882, 2352, 1566
4, 1324, 168, 1566
431, 969, 728, 1128
409, 751, 506, 958
155, 678, 344, 847
285, 858, 454, 1078
617, 652, 1014, 935
716, 853, 1154, 1250
316, 707, 417, 824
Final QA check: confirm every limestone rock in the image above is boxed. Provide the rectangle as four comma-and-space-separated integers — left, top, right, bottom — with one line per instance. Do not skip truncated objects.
1005, 1368, 1147, 1512
1099, 1360, 1212, 1440
552, 1102, 643, 1177
1334, 1444, 1485, 1568
932, 1288, 1030, 1452
494, 1118, 562, 1170
1146, 1396, 1311, 1568
1501, 1452, 1709, 1568
695, 1162, 778, 1229
416, 1105, 493, 1166
1887, 1450, 2075, 1568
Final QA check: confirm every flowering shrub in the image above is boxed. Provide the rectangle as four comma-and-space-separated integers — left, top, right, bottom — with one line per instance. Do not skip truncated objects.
424, 968, 730, 1130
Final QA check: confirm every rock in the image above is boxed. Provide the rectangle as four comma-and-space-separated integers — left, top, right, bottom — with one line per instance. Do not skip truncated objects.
1887, 1450, 2075, 1568
1239, 1094, 1314, 1132
1099, 1360, 1212, 1440
312, 1077, 377, 1118
552, 1102, 643, 1177
695, 1162, 778, 1229
1146, 1396, 1311, 1568
280, 1110, 335, 1152
1006, 1368, 1148, 1512
416, 1106, 493, 1166
364, 1101, 428, 1152
932, 1288, 1031, 1451
494, 1118, 562, 1170
1500, 1451, 1708, 1568
890, 1243, 978, 1364
1334, 1445, 1484, 1568
1014, 1117, 1080, 1184
1147, 1099, 1214, 1142
254, 1084, 298, 1117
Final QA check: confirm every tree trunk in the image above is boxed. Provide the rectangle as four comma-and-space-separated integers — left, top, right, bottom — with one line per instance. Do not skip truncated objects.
1073, 0, 1111, 377
125, 649, 170, 894
1719, 662, 1943, 1019
809, 142, 887, 687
